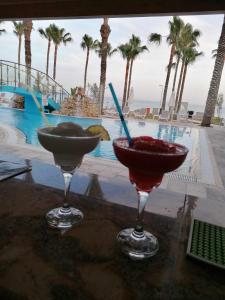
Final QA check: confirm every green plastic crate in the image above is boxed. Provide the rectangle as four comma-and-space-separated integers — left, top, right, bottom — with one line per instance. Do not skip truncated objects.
187, 219, 225, 269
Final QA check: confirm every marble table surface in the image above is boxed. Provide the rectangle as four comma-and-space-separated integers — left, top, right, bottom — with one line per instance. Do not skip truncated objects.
0, 157, 225, 300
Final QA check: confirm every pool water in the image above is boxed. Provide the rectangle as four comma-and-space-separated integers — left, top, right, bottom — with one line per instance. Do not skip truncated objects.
0, 108, 199, 174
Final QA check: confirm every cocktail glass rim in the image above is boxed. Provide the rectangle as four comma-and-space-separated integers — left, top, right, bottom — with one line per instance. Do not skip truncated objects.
113, 137, 189, 157
37, 127, 101, 140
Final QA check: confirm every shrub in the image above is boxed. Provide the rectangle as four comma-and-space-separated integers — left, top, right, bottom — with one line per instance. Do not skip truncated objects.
212, 116, 224, 125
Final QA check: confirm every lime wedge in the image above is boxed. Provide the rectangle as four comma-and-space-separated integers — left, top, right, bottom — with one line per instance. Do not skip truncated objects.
86, 125, 110, 141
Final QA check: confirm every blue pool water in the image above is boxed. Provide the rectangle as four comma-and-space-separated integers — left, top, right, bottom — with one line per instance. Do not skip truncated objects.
0, 108, 199, 169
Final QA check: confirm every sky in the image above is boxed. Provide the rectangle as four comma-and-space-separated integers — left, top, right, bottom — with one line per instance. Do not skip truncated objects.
0, 14, 224, 106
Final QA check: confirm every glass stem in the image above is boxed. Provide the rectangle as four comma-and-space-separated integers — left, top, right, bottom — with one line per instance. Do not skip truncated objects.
61, 171, 73, 209
134, 190, 150, 237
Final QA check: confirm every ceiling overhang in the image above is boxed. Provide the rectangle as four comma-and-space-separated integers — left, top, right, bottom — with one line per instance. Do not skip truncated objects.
0, 0, 224, 19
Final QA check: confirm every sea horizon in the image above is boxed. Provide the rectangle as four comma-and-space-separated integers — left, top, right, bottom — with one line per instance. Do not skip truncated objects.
104, 97, 225, 118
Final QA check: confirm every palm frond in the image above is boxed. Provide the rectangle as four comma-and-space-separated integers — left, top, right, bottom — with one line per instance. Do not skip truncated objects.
108, 48, 117, 57
118, 43, 133, 60
149, 33, 161, 45
193, 29, 201, 39
0, 20, 6, 35
212, 48, 218, 59
95, 41, 116, 58
166, 62, 176, 70
38, 28, 47, 39
63, 32, 71, 39
81, 34, 96, 50
129, 34, 141, 46
141, 45, 149, 51
12, 21, 25, 36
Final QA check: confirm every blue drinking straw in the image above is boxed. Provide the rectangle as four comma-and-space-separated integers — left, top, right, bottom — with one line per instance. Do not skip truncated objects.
108, 83, 132, 146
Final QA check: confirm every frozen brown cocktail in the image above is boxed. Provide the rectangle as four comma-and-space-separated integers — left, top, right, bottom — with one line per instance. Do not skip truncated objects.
37, 122, 100, 229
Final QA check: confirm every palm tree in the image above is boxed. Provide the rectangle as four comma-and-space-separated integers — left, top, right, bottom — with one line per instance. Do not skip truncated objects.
176, 48, 203, 112
202, 15, 225, 126
0, 21, 6, 35
174, 59, 185, 111
23, 19, 33, 85
51, 24, 73, 80
95, 41, 117, 58
174, 23, 201, 109
171, 27, 191, 95
38, 25, 54, 76
118, 43, 133, 110
98, 17, 111, 114
171, 51, 181, 94
173, 24, 200, 94
81, 34, 98, 93
149, 16, 184, 110
13, 21, 26, 85
95, 41, 117, 105
13, 22, 26, 66
126, 35, 148, 105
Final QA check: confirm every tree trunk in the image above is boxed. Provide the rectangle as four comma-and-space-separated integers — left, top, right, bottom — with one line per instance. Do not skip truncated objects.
53, 44, 58, 80
176, 63, 188, 113
161, 43, 175, 110
18, 35, 21, 65
175, 60, 185, 112
122, 59, 130, 110
18, 34, 21, 85
202, 15, 225, 126
98, 57, 107, 114
46, 39, 51, 75
126, 58, 134, 104
172, 55, 180, 92
84, 48, 90, 93
23, 19, 32, 86
98, 17, 111, 115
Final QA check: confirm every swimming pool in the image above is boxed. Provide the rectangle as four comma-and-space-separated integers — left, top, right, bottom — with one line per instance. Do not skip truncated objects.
0, 107, 198, 174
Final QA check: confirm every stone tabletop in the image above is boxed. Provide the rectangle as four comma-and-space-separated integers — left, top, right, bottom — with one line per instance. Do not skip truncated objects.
0, 158, 225, 300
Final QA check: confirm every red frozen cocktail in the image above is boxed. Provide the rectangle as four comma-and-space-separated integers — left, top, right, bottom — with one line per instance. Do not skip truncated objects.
113, 136, 188, 192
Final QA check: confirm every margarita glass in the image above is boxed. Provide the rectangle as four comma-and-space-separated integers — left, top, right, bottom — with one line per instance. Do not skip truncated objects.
113, 136, 188, 260
37, 122, 100, 229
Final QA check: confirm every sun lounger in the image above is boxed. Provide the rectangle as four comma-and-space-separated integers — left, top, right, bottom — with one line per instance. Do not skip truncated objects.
152, 107, 160, 120
192, 112, 204, 122
177, 102, 188, 121
133, 108, 147, 119
123, 106, 130, 117
104, 108, 118, 117
177, 113, 188, 121
159, 110, 170, 122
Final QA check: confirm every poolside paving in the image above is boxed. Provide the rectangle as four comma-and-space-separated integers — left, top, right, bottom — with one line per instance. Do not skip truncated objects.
206, 126, 225, 188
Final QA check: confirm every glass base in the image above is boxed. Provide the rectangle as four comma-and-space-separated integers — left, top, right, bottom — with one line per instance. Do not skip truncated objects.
117, 228, 159, 260
46, 206, 84, 229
